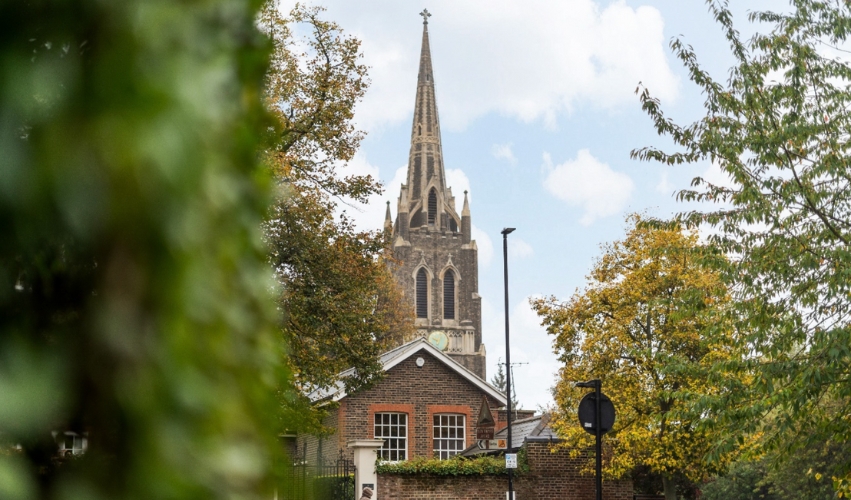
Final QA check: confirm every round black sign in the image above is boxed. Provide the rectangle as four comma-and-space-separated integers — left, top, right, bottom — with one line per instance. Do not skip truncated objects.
577, 392, 616, 435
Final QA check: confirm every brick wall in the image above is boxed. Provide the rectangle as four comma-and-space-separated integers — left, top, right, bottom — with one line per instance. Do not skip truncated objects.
296, 408, 340, 465
378, 442, 633, 500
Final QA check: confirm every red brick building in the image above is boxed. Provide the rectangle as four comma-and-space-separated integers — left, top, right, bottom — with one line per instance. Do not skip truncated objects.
300, 338, 508, 465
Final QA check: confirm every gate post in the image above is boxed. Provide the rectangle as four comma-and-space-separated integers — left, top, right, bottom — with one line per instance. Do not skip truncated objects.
347, 439, 384, 497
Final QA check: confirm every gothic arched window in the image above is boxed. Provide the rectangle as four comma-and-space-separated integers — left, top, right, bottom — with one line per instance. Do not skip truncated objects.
416, 268, 428, 318
443, 270, 455, 320
427, 189, 437, 225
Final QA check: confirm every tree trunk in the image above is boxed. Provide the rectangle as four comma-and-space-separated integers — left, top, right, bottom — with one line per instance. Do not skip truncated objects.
662, 475, 677, 500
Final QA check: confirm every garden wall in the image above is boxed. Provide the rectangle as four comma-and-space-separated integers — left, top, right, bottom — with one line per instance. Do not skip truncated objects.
378, 442, 633, 500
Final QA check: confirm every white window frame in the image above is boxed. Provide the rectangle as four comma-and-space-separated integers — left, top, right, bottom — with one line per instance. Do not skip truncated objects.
374, 412, 408, 462
432, 414, 465, 460
58, 432, 87, 456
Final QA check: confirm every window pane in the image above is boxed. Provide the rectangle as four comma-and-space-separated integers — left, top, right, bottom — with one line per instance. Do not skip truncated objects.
432, 414, 465, 460
375, 412, 407, 462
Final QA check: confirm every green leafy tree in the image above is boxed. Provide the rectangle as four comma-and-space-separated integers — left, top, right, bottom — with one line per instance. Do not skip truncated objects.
532, 215, 734, 500
701, 435, 850, 500
0, 1, 284, 499
700, 459, 777, 500
260, 2, 414, 430
632, 0, 851, 493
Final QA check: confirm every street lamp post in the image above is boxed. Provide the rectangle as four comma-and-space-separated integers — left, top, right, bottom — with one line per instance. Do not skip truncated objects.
576, 379, 604, 500
501, 227, 516, 500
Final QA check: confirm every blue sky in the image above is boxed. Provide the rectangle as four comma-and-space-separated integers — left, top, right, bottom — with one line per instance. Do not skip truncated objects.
281, 0, 785, 410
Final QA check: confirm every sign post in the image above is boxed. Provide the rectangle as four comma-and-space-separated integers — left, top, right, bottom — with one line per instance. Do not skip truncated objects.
476, 427, 495, 440
575, 380, 616, 500
477, 439, 507, 450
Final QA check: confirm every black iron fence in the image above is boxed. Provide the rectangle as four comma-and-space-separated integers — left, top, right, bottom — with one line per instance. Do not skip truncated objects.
278, 447, 356, 500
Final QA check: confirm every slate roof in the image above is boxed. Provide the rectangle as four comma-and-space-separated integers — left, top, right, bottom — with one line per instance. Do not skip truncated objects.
460, 413, 558, 457
495, 413, 558, 449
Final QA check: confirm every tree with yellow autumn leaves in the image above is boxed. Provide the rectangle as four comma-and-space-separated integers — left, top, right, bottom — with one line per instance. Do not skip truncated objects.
532, 215, 736, 500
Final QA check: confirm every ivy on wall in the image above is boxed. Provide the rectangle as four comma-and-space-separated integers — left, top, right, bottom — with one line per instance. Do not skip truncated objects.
376, 450, 529, 476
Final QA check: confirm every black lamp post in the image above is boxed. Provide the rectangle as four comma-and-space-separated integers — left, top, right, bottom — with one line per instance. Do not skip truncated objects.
501, 227, 516, 500
576, 379, 603, 500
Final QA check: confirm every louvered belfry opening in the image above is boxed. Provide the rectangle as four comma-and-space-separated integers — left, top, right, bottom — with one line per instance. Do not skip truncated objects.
416, 268, 428, 318
443, 270, 455, 320
427, 189, 437, 225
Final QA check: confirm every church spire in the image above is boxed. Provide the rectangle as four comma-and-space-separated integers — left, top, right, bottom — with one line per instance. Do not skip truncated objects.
406, 9, 446, 205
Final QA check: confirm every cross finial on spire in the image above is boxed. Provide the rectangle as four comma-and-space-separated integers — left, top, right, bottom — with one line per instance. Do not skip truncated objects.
420, 8, 431, 24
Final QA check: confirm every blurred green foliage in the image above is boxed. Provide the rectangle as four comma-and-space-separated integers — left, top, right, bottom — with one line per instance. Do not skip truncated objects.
0, 1, 286, 499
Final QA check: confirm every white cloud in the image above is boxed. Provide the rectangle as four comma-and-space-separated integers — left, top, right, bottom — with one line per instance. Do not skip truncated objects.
509, 239, 534, 260
482, 296, 559, 411
471, 225, 494, 268
281, 0, 680, 131
701, 160, 736, 190
445, 168, 471, 211
655, 171, 674, 195
492, 143, 517, 164
543, 149, 634, 225
342, 157, 406, 232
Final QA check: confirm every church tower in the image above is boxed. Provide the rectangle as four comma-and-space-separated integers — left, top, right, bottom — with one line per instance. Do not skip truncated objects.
389, 10, 486, 379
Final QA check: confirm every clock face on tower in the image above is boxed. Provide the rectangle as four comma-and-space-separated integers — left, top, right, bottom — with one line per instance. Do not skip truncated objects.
428, 330, 449, 351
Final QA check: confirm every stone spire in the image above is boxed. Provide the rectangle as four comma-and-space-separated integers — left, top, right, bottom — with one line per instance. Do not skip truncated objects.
461, 190, 471, 244
396, 10, 463, 234
386, 11, 485, 379
406, 9, 447, 205
461, 190, 470, 217
384, 201, 393, 232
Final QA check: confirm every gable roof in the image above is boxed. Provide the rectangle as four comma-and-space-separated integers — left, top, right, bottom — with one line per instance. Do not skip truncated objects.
307, 338, 507, 404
